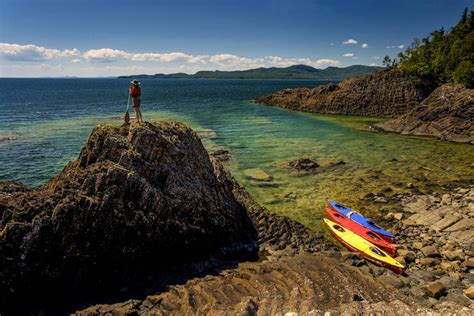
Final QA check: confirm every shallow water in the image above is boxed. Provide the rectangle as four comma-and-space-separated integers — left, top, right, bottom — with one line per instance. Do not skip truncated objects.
1, 78, 473, 232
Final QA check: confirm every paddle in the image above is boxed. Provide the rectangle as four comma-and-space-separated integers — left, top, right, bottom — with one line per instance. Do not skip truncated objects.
124, 93, 130, 124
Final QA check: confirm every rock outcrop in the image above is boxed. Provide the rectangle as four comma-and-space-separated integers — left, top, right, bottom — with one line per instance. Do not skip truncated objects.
375, 84, 474, 143
0, 122, 259, 313
256, 69, 425, 117
76, 253, 419, 315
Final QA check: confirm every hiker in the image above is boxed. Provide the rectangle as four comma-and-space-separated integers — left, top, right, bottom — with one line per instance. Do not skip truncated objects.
129, 80, 143, 123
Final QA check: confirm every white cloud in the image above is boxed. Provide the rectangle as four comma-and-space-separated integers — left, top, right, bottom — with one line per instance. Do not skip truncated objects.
361, 43, 368, 48
0, 42, 349, 76
398, 44, 405, 49
311, 58, 341, 68
372, 56, 380, 59
343, 39, 358, 45
0, 43, 80, 61
60, 48, 80, 57
386, 45, 395, 49
83, 48, 130, 62
369, 63, 380, 66
343, 53, 354, 57
330, 43, 335, 46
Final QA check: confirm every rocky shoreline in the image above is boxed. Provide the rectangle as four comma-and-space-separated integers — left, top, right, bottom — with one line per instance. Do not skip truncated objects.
1, 122, 473, 314
77, 185, 474, 315
375, 83, 474, 144
255, 69, 425, 118
256, 69, 473, 143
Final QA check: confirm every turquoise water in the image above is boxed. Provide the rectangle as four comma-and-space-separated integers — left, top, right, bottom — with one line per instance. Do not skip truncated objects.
1, 78, 473, 232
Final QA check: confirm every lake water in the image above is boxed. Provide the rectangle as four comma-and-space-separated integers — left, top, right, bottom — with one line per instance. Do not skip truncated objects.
1, 78, 473, 232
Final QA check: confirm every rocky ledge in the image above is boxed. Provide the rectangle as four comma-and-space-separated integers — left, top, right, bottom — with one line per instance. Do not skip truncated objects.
256, 69, 425, 117
256, 69, 473, 143
375, 83, 474, 144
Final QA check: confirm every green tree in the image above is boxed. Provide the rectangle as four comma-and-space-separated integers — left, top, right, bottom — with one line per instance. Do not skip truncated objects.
382, 56, 392, 67
397, 8, 474, 92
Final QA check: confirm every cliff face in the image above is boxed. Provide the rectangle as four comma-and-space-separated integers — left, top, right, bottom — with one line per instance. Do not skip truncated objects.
256, 69, 425, 117
375, 84, 474, 144
0, 122, 258, 312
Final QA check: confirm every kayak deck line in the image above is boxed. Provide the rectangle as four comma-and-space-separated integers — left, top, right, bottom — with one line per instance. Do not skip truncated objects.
326, 199, 395, 242
324, 218, 404, 275
324, 208, 397, 256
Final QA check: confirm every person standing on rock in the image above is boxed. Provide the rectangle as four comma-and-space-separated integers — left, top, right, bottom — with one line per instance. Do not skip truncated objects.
130, 80, 143, 123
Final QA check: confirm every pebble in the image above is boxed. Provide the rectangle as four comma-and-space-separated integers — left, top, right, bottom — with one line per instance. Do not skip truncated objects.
421, 246, 440, 258
418, 258, 441, 267
422, 281, 446, 299
442, 249, 464, 261
464, 286, 474, 299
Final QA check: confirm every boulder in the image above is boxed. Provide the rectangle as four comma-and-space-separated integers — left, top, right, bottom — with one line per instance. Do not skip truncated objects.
418, 258, 441, 267
421, 246, 441, 258
442, 250, 464, 261
398, 249, 416, 263
422, 281, 447, 299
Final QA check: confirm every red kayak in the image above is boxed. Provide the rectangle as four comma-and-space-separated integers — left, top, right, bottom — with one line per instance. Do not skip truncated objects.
324, 208, 397, 256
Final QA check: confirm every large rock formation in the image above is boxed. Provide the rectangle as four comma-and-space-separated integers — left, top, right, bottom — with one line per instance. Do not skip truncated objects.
0, 122, 259, 312
256, 69, 425, 117
375, 84, 474, 144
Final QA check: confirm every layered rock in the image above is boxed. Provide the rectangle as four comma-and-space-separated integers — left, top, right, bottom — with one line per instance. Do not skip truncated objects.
0, 122, 259, 312
256, 69, 425, 117
76, 253, 418, 315
375, 84, 474, 143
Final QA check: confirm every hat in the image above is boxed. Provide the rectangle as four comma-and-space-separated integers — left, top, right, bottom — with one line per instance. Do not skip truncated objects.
130, 79, 140, 86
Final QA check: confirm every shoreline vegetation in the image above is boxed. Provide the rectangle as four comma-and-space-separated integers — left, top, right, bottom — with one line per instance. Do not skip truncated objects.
256, 9, 474, 144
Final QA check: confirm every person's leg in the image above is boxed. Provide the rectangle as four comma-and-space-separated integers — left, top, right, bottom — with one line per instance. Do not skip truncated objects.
138, 108, 143, 122
133, 107, 139, 122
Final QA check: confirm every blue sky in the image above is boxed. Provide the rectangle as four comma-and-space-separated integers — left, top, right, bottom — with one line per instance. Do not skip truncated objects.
0, 0, 471, 77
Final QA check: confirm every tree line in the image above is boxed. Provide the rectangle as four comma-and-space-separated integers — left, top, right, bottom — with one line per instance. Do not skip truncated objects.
383, 8, 473, 92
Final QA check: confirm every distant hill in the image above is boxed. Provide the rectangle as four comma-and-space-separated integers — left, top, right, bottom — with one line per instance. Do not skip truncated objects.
118, 64, 383, 80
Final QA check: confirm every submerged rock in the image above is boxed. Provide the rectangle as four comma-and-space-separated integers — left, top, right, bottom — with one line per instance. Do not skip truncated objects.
243, 168, 273, 181
288, 158, 319, 171
0, 122, 258, 312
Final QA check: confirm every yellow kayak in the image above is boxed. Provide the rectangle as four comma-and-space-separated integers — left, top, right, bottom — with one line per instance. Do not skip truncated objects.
324, 218, 404, 274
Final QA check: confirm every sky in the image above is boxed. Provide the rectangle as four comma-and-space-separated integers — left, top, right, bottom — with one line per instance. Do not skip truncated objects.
0, 0, 471, 77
